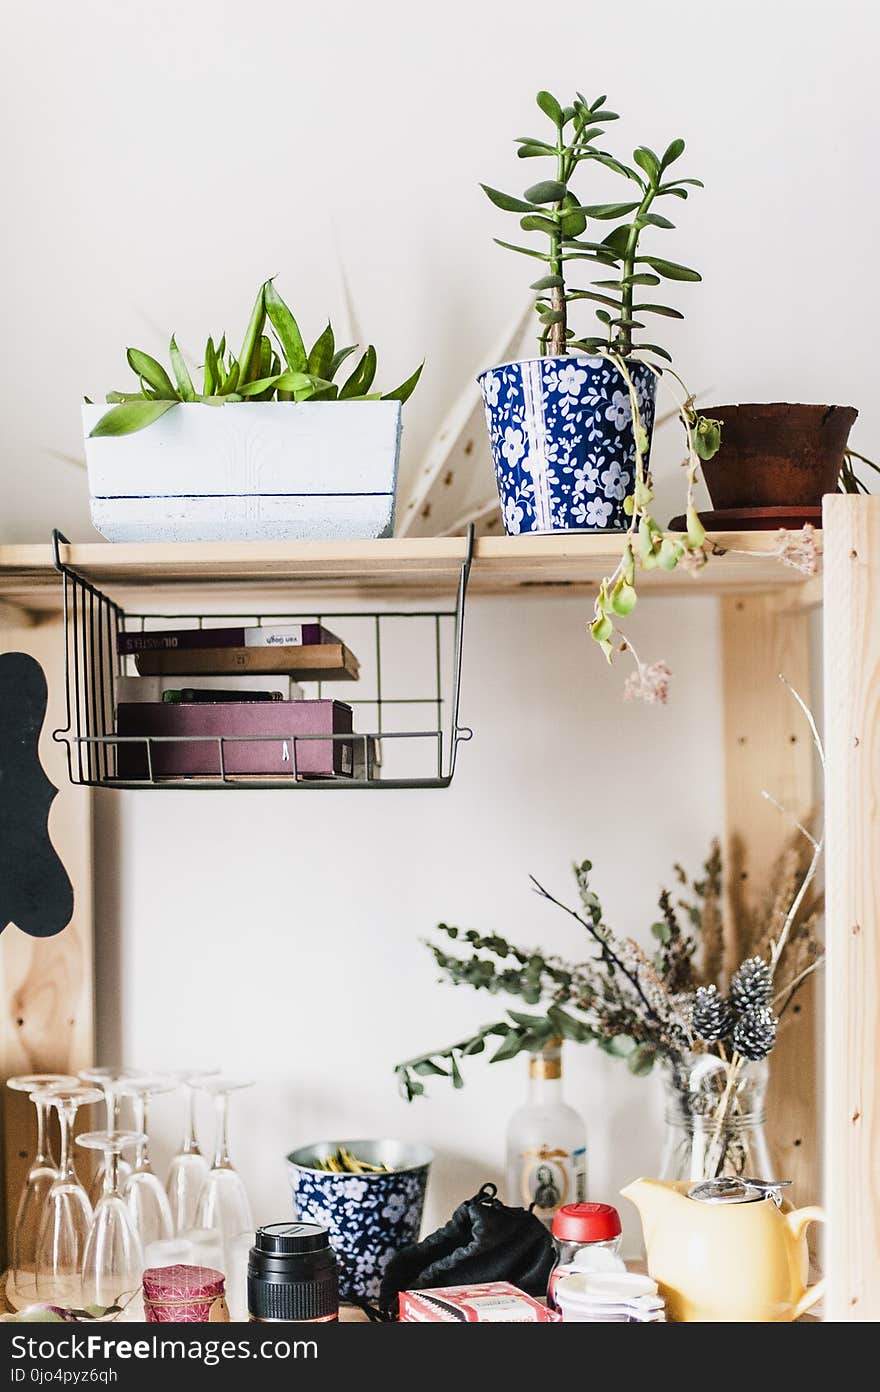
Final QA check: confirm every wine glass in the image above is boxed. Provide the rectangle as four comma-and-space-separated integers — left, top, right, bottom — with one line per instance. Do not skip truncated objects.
165, 1071, 218, 1234
6, 1074, 78, 1307
117, 1078, 175, 1246
79, 1066, 143, 1205
34, 1084, 104, 1306
194, 1077, 254, 1249
77, 1130, 145, 1309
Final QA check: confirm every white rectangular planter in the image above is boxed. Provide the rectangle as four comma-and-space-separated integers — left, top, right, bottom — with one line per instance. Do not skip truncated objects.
82, 400, 402, 542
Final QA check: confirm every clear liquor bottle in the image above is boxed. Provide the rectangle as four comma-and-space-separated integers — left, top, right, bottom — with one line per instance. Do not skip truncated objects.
505, 1038, 587, 1227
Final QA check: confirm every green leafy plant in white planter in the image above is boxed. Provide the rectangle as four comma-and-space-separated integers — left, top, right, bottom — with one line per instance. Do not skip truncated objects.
478, 89, 723, 696
84, 280, 422, 543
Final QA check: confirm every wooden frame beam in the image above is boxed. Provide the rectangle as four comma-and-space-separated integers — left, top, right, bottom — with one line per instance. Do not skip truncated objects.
823, 493, 880, 1321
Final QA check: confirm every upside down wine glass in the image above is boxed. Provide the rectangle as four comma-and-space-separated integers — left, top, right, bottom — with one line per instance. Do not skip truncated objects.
35, 1084, 104, 1307
165, 1071, 218, 1235
79, 1067, 143, 1206
118, 1077, 174, 1247
78, 1131, 146, 1310
6, 1074, 78, 1308
195, 1077, 254, 1249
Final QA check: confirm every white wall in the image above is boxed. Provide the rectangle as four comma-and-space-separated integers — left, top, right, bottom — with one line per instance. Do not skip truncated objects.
1, 0, 872, 1251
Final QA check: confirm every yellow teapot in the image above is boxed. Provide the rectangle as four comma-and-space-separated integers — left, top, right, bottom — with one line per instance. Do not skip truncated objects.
621, 1177, 825, 1322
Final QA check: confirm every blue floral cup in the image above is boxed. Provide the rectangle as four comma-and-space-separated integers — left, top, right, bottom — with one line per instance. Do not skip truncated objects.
478, 354, 657, 533
286, 1139, 432, 1303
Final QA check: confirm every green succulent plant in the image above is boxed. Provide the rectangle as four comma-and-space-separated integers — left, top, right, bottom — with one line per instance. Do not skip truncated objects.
482, 88, 703, 362
89, 279, 422, 437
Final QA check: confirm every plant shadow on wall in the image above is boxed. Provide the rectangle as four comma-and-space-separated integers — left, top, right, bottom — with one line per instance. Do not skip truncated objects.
396, 678, 825, 1185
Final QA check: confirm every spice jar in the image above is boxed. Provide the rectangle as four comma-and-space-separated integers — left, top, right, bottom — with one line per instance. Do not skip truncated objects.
547, 1202, 624, 1309
143, 1265, 229, 1322
247, 1222, 339, 1323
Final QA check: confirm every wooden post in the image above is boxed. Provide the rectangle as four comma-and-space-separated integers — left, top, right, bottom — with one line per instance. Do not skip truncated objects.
823, 493, 880, 1321
720, 590, 818, 1204
0, 614, 95, 1264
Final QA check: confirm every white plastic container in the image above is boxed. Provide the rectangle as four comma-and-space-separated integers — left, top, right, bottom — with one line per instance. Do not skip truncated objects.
83, 400, 402, 542
555, 1271, 666, 1323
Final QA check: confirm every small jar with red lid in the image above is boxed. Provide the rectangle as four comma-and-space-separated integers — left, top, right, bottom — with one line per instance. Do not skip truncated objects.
547, 1203, 624, 1309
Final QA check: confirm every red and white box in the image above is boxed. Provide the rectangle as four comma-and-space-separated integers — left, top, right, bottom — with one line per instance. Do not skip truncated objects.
398, 1282, 558, 1323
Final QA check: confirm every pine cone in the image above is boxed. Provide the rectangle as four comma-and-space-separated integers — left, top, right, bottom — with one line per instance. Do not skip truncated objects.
730, 955, 772, 1012
732, 1004, 778, 1060
692, 984, 733, 1043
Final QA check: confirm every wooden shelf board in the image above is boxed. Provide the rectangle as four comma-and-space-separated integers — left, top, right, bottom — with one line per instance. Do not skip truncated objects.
0, 532, 820, 611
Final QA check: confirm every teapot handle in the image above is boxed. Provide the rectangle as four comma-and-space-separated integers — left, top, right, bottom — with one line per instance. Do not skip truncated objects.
786, 1206, 827, 1318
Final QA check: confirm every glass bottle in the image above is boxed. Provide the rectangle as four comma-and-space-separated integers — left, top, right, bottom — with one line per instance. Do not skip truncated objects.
505, 1038, 587, 1227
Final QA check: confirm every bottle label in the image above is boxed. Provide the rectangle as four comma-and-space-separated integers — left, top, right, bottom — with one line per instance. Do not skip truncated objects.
518, 1145, 587, 1220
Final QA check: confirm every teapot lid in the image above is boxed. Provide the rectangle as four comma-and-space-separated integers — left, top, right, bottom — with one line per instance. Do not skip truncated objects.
688, 1178, 792, 1207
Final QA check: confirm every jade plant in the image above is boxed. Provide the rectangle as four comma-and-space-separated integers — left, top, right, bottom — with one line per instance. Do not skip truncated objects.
90, 279, 422, 437
483, 89, 725, 695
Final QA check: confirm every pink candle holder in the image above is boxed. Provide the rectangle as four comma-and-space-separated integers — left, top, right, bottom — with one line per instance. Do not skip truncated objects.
143, 1265, 228, 1322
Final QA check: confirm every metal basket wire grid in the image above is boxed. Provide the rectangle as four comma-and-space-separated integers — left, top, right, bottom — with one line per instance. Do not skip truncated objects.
50, 528, 474, 790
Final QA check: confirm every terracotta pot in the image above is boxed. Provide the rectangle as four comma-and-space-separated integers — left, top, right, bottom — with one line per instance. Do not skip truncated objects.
700, 403, 857, 510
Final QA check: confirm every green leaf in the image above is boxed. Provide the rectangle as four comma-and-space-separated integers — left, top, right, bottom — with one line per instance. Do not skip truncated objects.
687, 504, 707, 546
450, 1055, 464, 1089
520, 213, 558, 234
539, 308, 565, 325
601, 225, 632, 256
581, 150, 637, 180
516, 141, 557, 158
412, 1059, 449, 1077
560, 191, 587, 238
607, 1034, 637, 1057
237, 370, 315, 397
661, 138, 685, 168
481, 184, 535, 213
536, 90, 563, 124
493, 238, 551, 262
329, 345, 358, 379
693, 415, 723, 460
461, 1037, 486, 1056
490, 1029, 528, 1064
126, 348, 176, 399
308, 323, 335, 380
658, 537, 683, 570
89, 399, 178, 437
637, 212, 676, 230
105, 390, 149, 403
309, 384, 340, 401
634, 303, 684, 318
383, 360, 423, 404
220, 361, 240, 395
238, 282, 267, 384
635, 343, 674, 362
203, 337, 218, 396
610, 577, 638, 616
633, 147, 661, 182
568, 289, 621, 309
265, 280, 307, 372
168, 336, 195, 402
524, 179, 567, 204
637, 256, 701, 281
651, 920, 673, 944
340, 345, 377, 399
530, 274, 564, 290
590, 613, 613, 644
580, 202, 641, 219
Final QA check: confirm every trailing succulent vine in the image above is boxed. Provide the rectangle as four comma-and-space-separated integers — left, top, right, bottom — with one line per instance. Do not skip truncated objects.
90, 279, 422, 437
483, 89, 726, 696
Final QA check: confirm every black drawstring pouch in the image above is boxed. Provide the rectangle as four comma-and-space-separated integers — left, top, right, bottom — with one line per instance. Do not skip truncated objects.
376, 1183, 554, 1320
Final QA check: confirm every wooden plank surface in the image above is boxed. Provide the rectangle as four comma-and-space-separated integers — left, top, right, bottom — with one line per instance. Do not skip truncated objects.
720, 592, 818, 1209
0, 616, 95, 1264
0, 532, 820, 609
822, 493, 880, 1321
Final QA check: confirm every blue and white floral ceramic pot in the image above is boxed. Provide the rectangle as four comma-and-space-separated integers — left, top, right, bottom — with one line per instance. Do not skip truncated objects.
287, 1139, 432, 1302
478, 354, 657, 534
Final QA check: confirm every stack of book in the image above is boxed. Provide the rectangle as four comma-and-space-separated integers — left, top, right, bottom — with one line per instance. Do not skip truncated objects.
114, 622, 367, 781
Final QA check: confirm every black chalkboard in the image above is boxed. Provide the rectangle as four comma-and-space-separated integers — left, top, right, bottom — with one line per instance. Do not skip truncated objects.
0, 652, 74, 937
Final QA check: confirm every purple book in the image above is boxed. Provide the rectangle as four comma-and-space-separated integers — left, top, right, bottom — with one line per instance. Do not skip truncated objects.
118, 622, 341, 655
115, 700, 354, 780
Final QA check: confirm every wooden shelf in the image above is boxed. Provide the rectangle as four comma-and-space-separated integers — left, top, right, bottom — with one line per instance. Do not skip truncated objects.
0, 531, 820, 611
